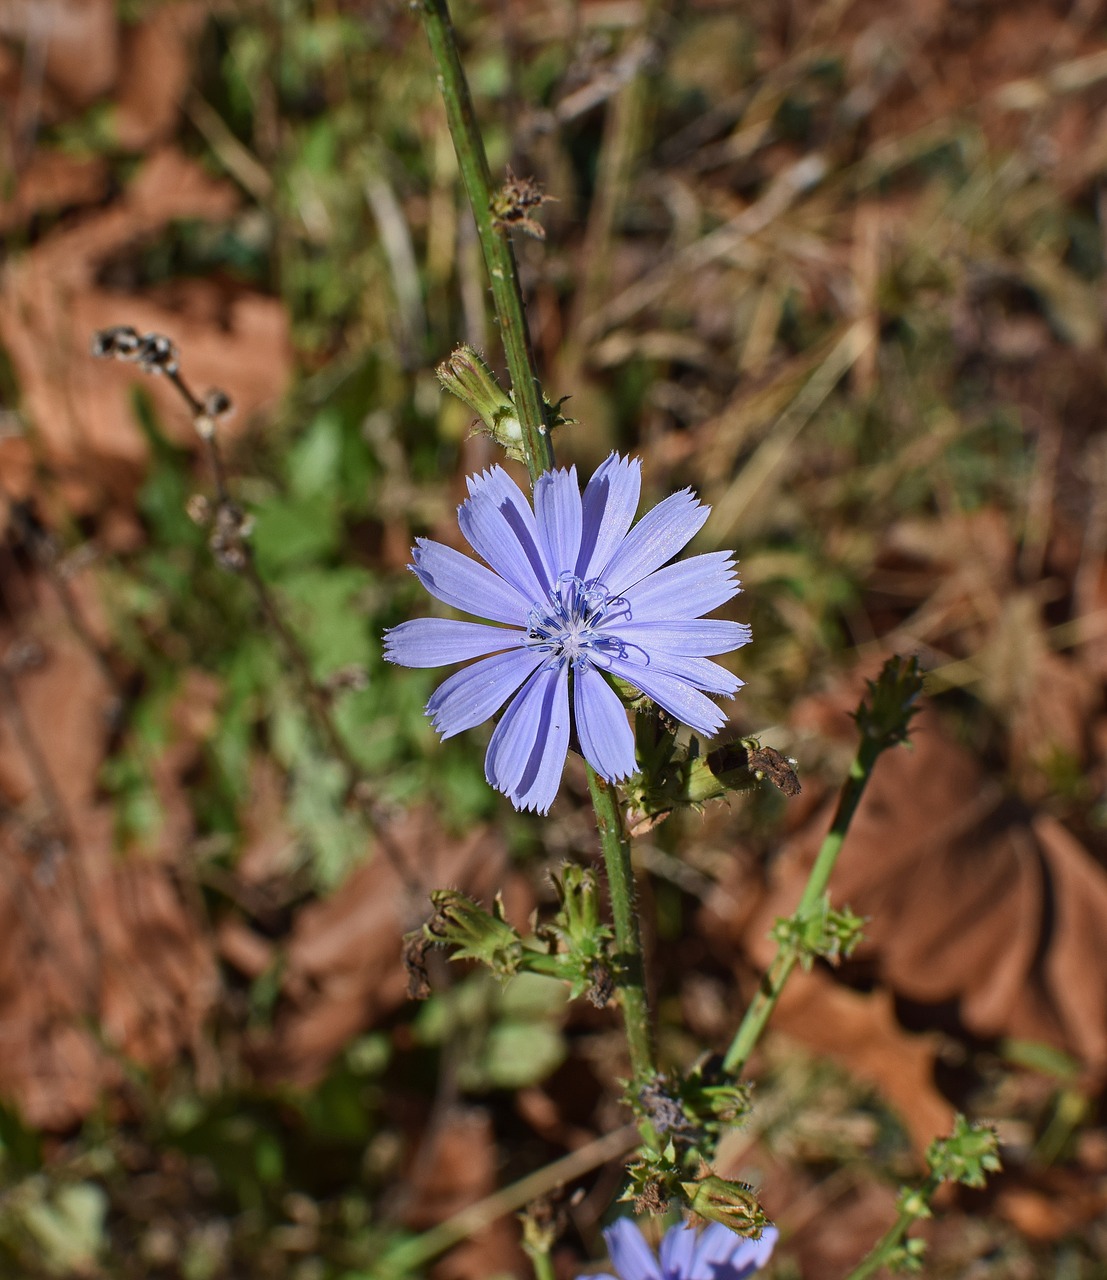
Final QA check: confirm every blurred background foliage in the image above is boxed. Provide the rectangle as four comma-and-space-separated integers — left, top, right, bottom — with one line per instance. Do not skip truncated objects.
2, 0, 1107, 1276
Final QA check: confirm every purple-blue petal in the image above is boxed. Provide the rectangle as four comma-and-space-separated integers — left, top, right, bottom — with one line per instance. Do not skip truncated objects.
619, 651, 742, 697
410, 538, 530, 625
621, 553, 739, 624
534, 465, 583, 575
658, 1223, 698, 1279
573, 667, 637, 782
483, 674, 542, 799
426, 647, 544, 738
602, 619, 751, 659
484, 665, 570, 813
383, 618, 523, 668
513, 667, 571, 813
460, 467, 552, 599
603, 1219, 663, 1280
576, 454, 642, 583
692, 1224, 778, 1279
599, 489, 711, 595
604, 655, 729, 736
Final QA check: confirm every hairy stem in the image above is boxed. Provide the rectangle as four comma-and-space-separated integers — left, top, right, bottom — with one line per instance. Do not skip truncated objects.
587, 766, 656, 1086
418, 0, 553, 483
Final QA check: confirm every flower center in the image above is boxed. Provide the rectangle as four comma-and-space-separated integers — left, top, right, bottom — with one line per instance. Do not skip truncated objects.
524, 574, 627, 669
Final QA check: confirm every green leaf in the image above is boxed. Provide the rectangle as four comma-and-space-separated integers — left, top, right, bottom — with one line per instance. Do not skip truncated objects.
251, 494, 340, 573
477, 1021, 566, 1091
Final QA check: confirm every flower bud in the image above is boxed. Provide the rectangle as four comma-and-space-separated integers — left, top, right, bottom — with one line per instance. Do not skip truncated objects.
435, 347, 523, 455
427, 889, 523, 978
551, 864, 603, 942
680, 1174, 770, 1237
852, 655, 924, 749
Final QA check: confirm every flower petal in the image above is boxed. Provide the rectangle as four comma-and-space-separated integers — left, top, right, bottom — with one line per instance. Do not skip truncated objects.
603, 619, 752, 659
574, 667, 637, 782
576, 453, 642, 582
670, 655, 742, 696
689, 1223, 738, 1277
426, 647, 544, 738
693, 1224, 778, 1279
484, 664, 570, 813
459, 467, 552, 600
411, 538, 529, 625
604, 654, 729, 736
534, 465, 583, 576
658, 1223, 699, 1279
383, 618, 523, 667
599, 489, 711, 595
622, 552, 741, 623
655, 653, 742, 696
603, 1219, 662, 1280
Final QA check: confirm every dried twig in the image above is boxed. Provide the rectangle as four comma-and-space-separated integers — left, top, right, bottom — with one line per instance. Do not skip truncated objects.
92, 327, 424, 898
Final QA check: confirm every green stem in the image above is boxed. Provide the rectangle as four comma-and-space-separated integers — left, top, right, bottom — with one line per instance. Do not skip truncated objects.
841, 1176, 938, 1280
722, 735, 883, 1076
528, 1250, 556, 1280
421, 0, 657, 1163
587, 765, 656, 1086
418, 0, 554, 483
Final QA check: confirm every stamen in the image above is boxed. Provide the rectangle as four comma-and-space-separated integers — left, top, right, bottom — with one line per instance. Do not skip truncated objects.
524, 574, 629, 669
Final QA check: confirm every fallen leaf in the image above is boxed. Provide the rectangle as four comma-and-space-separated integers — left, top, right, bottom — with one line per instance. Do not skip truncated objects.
255, 808, 527, 1088
0, 148, 290, 514
113, 3, 205, 151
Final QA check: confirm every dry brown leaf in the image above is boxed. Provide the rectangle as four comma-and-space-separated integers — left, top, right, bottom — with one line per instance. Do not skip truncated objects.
996, 1167, 1107, 1242
113, 3, 205, 151
236, 756, 299, 885
0, 571, 219, 1127
256, 808, 525, 1088
765, 703, 1107, 1080
0, 150, 110, 233
401, 1108, 523, 1280
771, 973, 955, 1154
0, 575, 113, 814
0, 0, 118, 109
1033, 816, 1107, 1072
0, 148, 290, 513
216, 916, 274, 980
0, 811, 220, 1128
756, 1144, 903, 1280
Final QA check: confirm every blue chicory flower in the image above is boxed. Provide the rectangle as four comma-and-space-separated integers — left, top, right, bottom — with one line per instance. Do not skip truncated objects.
383, 453, 750, 814
583, 1218, 778, 1280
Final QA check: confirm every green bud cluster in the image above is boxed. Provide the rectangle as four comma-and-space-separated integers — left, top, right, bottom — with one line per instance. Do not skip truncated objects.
770, 898, 867, 969
412, 876, 619, 1006
543, 865, 615, 1002
425, 889, 525, 980
852, 655, 924, 750
926, 1114, 1001, 1189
